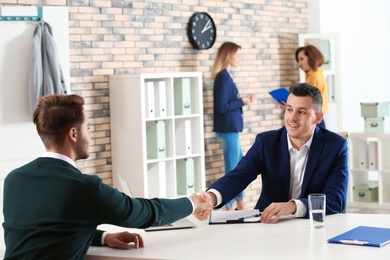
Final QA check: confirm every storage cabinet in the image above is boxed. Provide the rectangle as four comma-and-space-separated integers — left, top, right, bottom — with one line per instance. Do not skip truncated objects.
347, 133, 390, 211
109, 72, 205, 198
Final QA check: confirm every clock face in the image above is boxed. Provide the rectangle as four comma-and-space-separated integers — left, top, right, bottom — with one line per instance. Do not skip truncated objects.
187, 12, 216, 50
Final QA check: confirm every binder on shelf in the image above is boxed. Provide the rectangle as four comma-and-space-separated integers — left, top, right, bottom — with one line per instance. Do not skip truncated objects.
184, 120, 192, 155
174, 78, 191, 115
155, 81, 167, 117
176, 158, 195, 195
356, 140, 368, 169
368, 141, 378, 170
148, 162, 167, 198
147, 120, 166, 159
145, 81, 155, 118
175, 119, 192, 155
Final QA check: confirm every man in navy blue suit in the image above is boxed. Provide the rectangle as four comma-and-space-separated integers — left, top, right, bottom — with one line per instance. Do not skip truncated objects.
207, 83, 348, 223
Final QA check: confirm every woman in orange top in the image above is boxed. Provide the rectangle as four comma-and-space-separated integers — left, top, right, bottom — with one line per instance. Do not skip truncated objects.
295, 45, 328, 128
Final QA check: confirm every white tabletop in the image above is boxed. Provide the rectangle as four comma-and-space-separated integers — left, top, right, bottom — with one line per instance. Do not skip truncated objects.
86, 213, 390, 260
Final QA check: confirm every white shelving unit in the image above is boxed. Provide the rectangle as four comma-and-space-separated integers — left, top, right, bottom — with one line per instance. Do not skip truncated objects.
109, 72, 205, 199
347, 132, 390, 211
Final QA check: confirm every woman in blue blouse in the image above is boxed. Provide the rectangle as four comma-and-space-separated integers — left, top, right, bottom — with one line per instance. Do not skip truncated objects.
211, 42, 254, 210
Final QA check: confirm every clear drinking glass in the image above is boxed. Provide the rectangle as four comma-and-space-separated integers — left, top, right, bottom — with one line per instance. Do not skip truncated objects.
308, 193, 326, 229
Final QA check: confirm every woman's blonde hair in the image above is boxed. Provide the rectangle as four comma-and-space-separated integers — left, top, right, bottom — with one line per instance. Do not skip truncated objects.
211, 42, 241, 80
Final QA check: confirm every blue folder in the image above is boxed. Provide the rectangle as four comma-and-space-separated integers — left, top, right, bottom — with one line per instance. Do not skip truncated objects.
328, 226, 390, 247
269, 88, 290, 103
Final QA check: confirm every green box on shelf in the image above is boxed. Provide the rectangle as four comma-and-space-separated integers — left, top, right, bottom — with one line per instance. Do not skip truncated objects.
364, 117, 385, 133
360, 102, 389, 118
353, 183, 378, 202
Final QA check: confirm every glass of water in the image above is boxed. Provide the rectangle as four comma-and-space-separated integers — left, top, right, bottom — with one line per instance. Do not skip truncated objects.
308, 193, 326, 229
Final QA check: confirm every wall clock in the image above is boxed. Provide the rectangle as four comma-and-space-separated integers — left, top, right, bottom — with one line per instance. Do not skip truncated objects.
187, 12, 216, 50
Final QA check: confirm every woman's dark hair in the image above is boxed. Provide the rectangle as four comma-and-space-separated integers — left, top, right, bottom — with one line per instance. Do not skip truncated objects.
295, 45, 324, 71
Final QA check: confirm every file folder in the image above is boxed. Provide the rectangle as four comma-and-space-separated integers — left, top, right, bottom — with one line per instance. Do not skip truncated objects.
148, 162, 167, 198
183, 120, 192, 155
146, 120, 166, 159
328, 226, 390, 247
176, 158, 195, 195
269, 88, 290, 103
145, 81, 155, 118
174, 78, 191, 115
355, 140, 368, 169
155, 81, 167, 117
368, 141, 378, 170
209, 209, 261, 224
176, 119, 192, 155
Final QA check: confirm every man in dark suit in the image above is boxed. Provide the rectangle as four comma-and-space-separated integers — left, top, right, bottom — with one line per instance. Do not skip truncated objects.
3, 94, 212, 259
207, 83, 348, 223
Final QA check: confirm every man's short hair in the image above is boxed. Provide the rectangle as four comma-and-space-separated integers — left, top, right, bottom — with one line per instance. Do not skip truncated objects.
33, 94, 85, 147
289, 83, 323, 112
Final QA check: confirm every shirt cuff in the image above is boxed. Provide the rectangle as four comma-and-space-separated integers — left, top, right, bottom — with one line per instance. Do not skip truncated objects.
187, 197, 195, 213
208, 188, 222, 207
101, 231, 108, 245
292, 199, 306, 217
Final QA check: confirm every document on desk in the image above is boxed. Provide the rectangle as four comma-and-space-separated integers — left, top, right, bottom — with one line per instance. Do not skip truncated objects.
328, 226, 390, 247
209, 209, 261, 224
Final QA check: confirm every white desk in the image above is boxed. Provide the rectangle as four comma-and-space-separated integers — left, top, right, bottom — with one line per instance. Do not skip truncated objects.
86, 213, 390, 260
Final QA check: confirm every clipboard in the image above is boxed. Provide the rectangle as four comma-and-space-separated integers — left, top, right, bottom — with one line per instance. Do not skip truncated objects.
269, 88, 290, 103
209, 209, 261, 224
327, 226, 390, 247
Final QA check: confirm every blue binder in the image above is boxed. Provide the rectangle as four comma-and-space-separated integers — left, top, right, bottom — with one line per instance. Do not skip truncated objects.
328, 226, 390, 247
269, 88, 290, 103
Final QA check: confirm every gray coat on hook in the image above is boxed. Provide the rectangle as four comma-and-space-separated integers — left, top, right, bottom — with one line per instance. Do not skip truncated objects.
28, 20, 67, 115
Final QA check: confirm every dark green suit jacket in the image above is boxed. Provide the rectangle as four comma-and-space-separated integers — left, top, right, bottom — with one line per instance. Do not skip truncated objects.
3, 157, 192, 259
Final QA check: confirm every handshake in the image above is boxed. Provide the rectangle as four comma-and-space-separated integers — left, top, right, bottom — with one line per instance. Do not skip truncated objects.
189, 192, 216, 221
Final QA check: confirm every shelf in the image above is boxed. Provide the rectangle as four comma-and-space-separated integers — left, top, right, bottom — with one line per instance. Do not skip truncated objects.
347, 132, 390, 210
109, 72, 205, 198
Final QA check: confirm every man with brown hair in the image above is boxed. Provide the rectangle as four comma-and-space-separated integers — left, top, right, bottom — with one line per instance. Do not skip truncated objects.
3, 94, 212, 259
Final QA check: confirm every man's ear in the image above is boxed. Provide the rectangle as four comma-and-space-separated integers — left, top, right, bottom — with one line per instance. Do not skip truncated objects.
68, 127, 77, 142
315, 112, 324, 125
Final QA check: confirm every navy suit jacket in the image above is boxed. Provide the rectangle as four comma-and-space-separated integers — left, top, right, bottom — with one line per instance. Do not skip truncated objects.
213, 69, 244, 133
209, 126, 348, 217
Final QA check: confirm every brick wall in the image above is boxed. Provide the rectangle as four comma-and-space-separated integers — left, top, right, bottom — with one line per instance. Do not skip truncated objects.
1, 0, 308, 209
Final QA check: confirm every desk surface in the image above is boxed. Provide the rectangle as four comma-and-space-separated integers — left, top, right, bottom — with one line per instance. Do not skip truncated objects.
86, 213, 390, 260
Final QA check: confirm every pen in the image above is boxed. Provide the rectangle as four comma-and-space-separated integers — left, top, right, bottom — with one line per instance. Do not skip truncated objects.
238, 213, 262, 221
339, 239, 369, 245
226, 213, 262, 223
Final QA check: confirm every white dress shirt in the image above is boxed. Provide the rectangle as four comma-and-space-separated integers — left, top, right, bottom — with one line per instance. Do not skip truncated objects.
287, 133, 313, 217
209, 133, 314, 218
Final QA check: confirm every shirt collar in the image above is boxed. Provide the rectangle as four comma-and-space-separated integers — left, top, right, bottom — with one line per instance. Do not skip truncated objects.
287, 132, 314, 152
42, 152, 76, 168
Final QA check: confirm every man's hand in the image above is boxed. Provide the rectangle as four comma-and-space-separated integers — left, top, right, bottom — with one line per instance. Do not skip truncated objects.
104, 231, 144, 250
189, 192, 213, 220
260, 201, 296, 224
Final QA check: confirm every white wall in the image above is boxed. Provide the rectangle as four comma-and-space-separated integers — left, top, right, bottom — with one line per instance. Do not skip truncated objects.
309, 0, 390, 132
0, 6, 70, 252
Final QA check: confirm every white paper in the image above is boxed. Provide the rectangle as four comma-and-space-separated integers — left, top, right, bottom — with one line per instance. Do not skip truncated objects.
209, 209, 261, 224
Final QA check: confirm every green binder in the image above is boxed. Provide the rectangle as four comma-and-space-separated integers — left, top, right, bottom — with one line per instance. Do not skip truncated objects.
176, 158, 195, 195
146, 120, 166, 159
174, 78, 191, 115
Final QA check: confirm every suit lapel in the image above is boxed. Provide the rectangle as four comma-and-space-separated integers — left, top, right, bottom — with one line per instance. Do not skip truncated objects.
301, 127, 324, 196
279, 128, 291, 196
